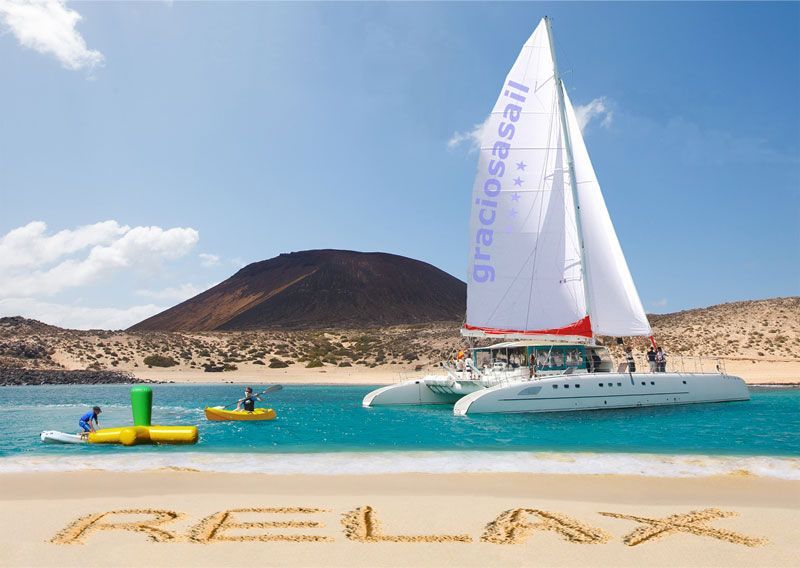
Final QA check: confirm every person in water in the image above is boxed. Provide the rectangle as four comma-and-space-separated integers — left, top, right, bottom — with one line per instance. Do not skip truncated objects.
78, 406, 101, 435
235, 387, 262, 411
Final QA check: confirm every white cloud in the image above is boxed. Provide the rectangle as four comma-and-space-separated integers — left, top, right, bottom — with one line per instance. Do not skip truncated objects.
0, 0, 103, 70
230, 257, 247, 269
0, 221, 199, 296
574, 97, 613, 133
0, 220, 203, 329
0, 297, 163, 330
446, 116, 490, 153
199, 253, 220, 267
448, 96, 612, 152
651, 298, 668, 309
0, 220, 127, 271
136, 283, 209, 302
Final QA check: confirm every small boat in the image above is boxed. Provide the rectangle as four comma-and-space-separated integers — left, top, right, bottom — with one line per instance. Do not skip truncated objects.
204, 407, 277, 421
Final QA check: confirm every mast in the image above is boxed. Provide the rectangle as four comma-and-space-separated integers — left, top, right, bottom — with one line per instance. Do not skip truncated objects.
544, 16, 594, 342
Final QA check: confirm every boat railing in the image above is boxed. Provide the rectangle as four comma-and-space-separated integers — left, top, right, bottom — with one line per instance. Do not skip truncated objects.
622, 353, 727, 375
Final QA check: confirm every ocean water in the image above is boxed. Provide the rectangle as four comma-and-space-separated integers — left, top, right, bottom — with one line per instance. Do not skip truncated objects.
1, 384, 798, 478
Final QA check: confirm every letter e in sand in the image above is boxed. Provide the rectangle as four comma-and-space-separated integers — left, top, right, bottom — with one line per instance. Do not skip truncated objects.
189, 508, 332, 543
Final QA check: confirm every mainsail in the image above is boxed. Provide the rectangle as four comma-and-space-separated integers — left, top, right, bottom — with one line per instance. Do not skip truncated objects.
464, 17, 651, 340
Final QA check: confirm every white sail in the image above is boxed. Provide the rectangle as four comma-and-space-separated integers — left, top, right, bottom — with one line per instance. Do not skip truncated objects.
563, 90, 652, 336
464, 17, 650, 339
465, 19, 590, 339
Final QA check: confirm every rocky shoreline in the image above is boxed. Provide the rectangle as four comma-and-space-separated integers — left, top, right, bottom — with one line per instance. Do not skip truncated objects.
0, 367, 156, 386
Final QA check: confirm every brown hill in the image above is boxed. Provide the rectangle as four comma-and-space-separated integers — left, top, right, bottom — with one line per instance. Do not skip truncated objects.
129, 250, 466, 332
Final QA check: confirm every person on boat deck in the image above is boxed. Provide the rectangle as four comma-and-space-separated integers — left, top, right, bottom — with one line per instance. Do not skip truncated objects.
647, 346, 657, 373
590, 351, 602, 372
78, 406, 101, 435
236, 387, 262, 411
625, 348, 636, 373
656, 347, 667, 373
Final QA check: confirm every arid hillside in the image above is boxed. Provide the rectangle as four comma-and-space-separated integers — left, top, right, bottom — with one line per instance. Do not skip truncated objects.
129, 250, 466, 332
647, 297, 799, 359
1, 297, 797, 384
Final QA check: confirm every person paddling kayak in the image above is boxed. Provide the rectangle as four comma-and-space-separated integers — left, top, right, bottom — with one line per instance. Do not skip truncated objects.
235, 387, 262, 412
78, 406, 101, 436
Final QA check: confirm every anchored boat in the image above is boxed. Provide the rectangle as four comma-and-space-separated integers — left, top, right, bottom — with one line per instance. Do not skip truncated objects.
363, 17, 749, 415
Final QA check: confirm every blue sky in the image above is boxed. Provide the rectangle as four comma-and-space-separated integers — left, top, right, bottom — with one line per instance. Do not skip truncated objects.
0, 1, 797, 329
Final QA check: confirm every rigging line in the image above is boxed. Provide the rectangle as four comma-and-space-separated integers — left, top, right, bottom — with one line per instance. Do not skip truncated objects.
561, 165, 584, 314
524, 92, 559, 330
521, 44, 534, 85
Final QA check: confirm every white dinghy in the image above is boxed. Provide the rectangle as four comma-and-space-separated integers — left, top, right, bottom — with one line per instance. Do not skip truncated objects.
364, 17, 749, 415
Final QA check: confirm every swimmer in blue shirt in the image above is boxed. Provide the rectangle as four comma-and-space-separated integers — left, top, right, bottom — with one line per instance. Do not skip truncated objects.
78, 406, 102, 436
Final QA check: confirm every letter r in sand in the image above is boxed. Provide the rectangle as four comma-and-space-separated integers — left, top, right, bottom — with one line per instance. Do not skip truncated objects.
51, 509, 183, 545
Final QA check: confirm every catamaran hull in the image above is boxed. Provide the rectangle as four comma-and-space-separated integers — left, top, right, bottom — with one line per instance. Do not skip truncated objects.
362, 379, 477, 407
363, 373, 749, 415
452, 373, 749, 415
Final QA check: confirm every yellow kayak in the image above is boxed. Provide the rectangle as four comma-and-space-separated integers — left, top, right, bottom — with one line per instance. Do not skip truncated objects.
204, 407, 277, 421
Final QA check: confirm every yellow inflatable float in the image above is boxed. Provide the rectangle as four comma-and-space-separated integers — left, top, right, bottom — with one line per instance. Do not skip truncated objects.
89, 425, 198, 446
90, 386, 198, 446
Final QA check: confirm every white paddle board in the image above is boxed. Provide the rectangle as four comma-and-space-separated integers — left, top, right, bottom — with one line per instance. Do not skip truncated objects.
40, 430, 87, 444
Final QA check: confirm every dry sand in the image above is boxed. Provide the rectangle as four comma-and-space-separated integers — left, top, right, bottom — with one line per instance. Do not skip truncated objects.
131, 360, 800, 386
133, 365, 417, 385
1, 472, 798, 567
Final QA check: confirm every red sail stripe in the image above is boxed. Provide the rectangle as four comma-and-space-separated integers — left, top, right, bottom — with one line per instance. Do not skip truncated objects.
463, 316, 593, 338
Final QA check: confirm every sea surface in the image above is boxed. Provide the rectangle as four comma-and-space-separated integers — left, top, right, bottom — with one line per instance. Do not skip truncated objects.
1, 384, 798, 478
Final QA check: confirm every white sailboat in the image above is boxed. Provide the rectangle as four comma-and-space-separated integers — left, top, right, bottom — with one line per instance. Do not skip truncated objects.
363, 17, 749, 415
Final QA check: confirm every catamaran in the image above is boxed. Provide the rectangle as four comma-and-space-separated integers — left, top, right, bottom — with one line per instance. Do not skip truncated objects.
363, 17, 749, 415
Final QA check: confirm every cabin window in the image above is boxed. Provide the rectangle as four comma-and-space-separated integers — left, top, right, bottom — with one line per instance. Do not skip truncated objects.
650, 381, 655, 385
564, 384, 570, 389
617, 382, 622, 386
641, 381, 646, 386
533, 346, 587, 372
682, 380, 687, 384
599, 383, 604, 387
552, 385, 558, 389
575, 384, 581, 388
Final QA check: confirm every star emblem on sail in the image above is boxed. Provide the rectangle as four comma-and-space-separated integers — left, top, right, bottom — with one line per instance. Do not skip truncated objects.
465, 17, 651, 341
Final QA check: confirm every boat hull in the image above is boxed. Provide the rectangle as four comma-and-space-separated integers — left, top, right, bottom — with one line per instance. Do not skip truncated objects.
362, 377, 486, 407
453, 373, 750, 415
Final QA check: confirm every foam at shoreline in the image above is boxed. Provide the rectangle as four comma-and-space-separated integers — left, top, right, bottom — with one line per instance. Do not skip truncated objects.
2, 451, 798, 479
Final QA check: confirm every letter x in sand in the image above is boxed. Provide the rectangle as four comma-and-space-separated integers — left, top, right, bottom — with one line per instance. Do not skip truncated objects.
599, 508, 765, 547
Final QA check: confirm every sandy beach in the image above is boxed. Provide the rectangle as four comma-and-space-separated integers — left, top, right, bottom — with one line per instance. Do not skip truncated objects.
129, 360, 800, 386
1, 472, 797, 567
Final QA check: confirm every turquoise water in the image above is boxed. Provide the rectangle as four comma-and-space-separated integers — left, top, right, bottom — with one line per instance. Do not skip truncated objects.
1, 384, 798, 459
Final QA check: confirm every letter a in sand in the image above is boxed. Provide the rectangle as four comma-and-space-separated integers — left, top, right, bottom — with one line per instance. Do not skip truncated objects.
482, 509, 610, 545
